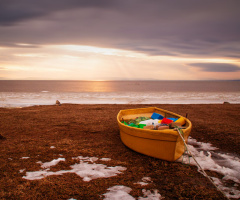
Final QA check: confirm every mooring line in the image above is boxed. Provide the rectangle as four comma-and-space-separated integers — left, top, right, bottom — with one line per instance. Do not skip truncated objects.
176, 128, 230, 200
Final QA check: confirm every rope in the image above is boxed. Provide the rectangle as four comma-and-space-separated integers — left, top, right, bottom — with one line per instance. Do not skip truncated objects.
179, 130, 191, 164
176, 127, 230, 200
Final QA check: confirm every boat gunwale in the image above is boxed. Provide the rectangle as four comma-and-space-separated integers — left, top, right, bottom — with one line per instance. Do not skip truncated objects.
117, 107, 192, 139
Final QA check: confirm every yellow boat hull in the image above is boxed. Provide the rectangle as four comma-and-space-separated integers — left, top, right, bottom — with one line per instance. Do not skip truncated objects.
117, 107, 192, 161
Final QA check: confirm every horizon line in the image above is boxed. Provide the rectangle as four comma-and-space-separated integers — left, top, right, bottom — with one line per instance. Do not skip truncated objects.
0, 79, 239, 81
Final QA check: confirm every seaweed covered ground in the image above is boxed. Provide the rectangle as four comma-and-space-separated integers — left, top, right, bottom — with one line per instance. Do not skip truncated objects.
0, 104, 239, 199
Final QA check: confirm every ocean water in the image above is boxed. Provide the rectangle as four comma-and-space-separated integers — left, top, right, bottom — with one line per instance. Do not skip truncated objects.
0, 80, 239, 107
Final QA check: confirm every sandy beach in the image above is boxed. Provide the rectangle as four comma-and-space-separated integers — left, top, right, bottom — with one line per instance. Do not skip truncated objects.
0, 104, 239, 199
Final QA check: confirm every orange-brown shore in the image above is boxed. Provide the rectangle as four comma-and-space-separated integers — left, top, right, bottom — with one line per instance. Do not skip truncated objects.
0, 104, 239, 199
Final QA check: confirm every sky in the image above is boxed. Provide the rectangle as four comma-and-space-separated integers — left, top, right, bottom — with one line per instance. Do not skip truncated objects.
0, 0, 240, 80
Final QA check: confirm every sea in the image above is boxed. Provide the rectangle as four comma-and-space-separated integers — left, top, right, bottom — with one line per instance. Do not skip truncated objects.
0, 80, 239, 107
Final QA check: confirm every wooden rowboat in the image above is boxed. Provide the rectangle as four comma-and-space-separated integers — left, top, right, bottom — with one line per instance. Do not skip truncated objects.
117, 107, 192, 161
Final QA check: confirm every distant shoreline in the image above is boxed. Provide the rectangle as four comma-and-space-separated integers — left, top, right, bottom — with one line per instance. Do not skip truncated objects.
1, 102, 240, 109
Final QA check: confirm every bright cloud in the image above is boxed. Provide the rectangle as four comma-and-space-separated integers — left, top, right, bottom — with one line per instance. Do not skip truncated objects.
0, 0, 240, 81
1, 44, 240, 80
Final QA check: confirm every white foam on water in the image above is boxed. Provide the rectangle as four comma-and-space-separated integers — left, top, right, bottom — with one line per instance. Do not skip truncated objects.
178, 137, 240, 199
1, 91, 240, 107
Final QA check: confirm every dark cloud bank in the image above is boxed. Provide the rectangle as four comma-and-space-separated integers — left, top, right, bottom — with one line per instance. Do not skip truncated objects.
189, 63, 240, 72
0, 0, 240, 59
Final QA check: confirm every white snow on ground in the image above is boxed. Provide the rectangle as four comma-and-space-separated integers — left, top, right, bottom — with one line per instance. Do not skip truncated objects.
21, 157, 30, 159
177, 137, 240, 199
38, 158, 66, 169
22, 156, 163, 199
100, 158, 112, 161
103, 185, 135, 200
20, 137, 240, 199
135, 177, 152, 186
22, 156, 126, 182
72, 156, 99, 163
19, 169, 25, 173
102, 185, 163, 200
70, 162, 126, 182
138, 189, 163, 200
50, 146, 55, 149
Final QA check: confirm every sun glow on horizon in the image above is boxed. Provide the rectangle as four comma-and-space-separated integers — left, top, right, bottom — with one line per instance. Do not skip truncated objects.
0, 44, 239, 80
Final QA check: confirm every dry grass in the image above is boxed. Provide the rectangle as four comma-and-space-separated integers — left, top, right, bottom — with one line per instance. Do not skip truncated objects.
1, 104, 239, 199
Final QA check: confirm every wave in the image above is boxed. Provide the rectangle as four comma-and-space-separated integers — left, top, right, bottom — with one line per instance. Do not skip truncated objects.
0, 91, 239, 107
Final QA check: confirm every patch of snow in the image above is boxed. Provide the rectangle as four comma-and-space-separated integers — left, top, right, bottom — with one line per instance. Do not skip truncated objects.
102, 186, 163, 200
70, 162, 126, 182
135, 177, 152, 186
100, 158, 111, 161
136, 182, 149, 186
40, 158, 66, 169
73, 156, 98, 163
211, 177, 240, 199
187, 137, 218, 151
23, 156, 126, 182
138, 189, 163, 200
19, 169, 25, 173
50, 146, 55, 149
177, 137, 240, 199
103, 185, 135, 200
142, 177, 151, 182
21, 157, 30, 159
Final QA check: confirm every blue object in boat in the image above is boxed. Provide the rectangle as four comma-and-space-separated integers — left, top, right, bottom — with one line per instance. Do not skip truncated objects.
167, 118, 178, 122
151, 112, 164, 119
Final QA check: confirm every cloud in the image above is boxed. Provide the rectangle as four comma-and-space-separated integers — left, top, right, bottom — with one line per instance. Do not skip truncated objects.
0, 0, 115, 26
0, 42, 40, 48
189, 63, 240, 72
0, 0, 240, 81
